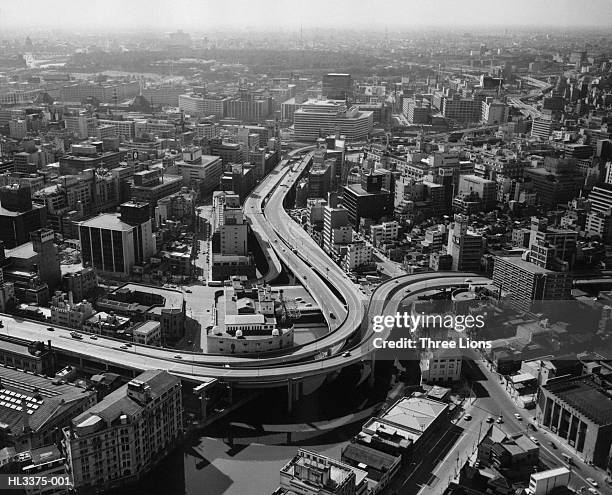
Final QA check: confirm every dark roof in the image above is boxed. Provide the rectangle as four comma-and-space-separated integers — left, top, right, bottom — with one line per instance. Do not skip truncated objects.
342, 443, 400, 472
0, 366, 93, 435
73, 369, 179, 427
544, 375, 612, 426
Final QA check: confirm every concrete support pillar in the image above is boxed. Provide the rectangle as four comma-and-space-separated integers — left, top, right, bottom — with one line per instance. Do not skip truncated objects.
200, 393, 208, 421
79, 357, 84, 368
287, 378, 294, 413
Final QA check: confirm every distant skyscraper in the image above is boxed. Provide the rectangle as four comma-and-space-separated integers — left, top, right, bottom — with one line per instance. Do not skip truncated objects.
30, 228, 61, 289
322, 73, 353, 101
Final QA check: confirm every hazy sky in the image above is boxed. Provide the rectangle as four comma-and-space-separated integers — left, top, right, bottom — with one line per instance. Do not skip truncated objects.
3, 0, 612, 31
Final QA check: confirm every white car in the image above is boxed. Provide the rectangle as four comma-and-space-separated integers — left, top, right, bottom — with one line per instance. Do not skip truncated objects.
514, 413, 522, 421
529, 436, 539, 445
586, 478, 599, 487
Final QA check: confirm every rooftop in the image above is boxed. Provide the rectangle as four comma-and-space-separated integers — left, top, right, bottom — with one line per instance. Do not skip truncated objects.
543, 375, 612, 426
496, 256, 553, 274
72, 370, 179, 431
80, 213, 133, 232
0, 365, 94, 437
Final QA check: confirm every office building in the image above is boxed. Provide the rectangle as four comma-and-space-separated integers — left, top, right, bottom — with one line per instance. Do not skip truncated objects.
370, 221, 399, 247
30, 229, 61, 289
322, 73, 353, 100
481, 98, 509, 125
178, 94, 228, 117
342, 171, 393, 230
531, 119, 555, 140
0, 184, 45, 248
60, 81, 140, 103
441, 95, 482, 123
293, 100, 373, 142
177, 154, 223, 195
456, 174, 496, 212
64, 268, 97, 301
492, 256, 572, 311
537, 374, 612, 468
446, 215, 483, 272
63, 370, 182, 492
403, 99, 431, 124
79, 202, 154, 277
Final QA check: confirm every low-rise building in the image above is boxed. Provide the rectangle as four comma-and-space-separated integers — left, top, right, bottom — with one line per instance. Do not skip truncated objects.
274, 448, 369, 495
0, 365, 96, 451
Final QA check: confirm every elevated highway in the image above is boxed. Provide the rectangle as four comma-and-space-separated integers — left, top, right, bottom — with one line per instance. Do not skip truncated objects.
1, 273, 487, 387
1, 144, 491, 391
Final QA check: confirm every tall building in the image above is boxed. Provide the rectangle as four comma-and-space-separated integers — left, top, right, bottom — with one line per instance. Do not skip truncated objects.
341, 171, 393, 230
492, 256, 572, 311
79, 202, 154, 276
63, 370, 182, 492
322, 205, 351, 254
537, 374, 612, 468
446, 215, 483, 272
322, 73, 353, 100
456, 174, 496, 212
293, 100, 373, 142
177, 154, 223, 195
0, 183, 45, 248
178, 94, 228, 117
30, 228, 61, 289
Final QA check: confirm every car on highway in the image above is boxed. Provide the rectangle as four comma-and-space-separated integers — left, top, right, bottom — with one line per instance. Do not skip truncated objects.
0, 320, 4, 328
119, 345, 129, 350
497, 416, 504, 424
529, 436, 539, 445
90, 335, 98, 340
586, 478, 599, 487
174, 355, 183, 360
125, 343, 132, 348
342, 352, 351, 358
549, 441, 557, 449
514, 413, 522, 420
587, 489, 600, 495
329, 312, 336, 319
47, 327, 55, 332
185, 289, 192, 293
71, 332, 83, 339
463, 414, 472, 421
486, 416, 494, 423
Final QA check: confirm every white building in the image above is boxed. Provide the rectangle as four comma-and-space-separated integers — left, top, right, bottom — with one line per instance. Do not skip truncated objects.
50, 293, 95, 329
9, 119, 28, 139
481, 98, 509, 125
342, 241, 373, 272
293, 99, 373, 141
527, 467, 570, 495
420, 347, 462, 385
177, 155, 223, 194
370, 221, 399, 246
133, 320, 161, 346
